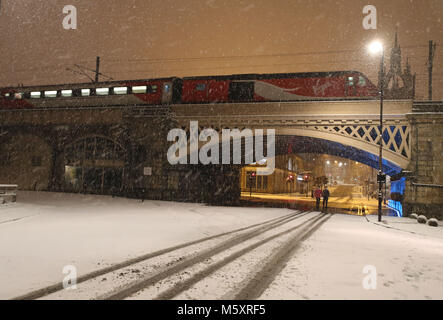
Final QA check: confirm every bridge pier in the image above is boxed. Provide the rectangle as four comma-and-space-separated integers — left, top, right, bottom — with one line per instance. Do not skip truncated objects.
404, 102, 443, 220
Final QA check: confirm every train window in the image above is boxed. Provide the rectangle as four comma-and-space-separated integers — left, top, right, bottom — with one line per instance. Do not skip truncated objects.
151, 85, 158, 93
164, 84, 170, 93
81, 89, 91, 96
14, 93, 23, 99
358, 76, 366, 86
61, 90, 73, 97
30, 91, 41, 99
114, 87, 128, 95
44, 91, 57, 98
196, 84, 206, 91
96, 88, 109, 96
4, 93, 11, 98
132, 86, 147, 93
347, 76, 354, 86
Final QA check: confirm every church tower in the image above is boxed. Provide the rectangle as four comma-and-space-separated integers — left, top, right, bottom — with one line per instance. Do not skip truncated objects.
382, 32, 416, 99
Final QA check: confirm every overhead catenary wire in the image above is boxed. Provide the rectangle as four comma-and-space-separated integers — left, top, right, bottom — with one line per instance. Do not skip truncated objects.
2, 44, 441, 74
4, 56, 440, 75
1, 45, 441, 89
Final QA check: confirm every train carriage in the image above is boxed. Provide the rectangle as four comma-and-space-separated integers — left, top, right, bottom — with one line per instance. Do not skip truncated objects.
0, 77, 183, 110
181, 71, 378, 104
0, 71, 377, 110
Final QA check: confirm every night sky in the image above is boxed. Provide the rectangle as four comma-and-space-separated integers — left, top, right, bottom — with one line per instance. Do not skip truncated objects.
0, 0, 442, 99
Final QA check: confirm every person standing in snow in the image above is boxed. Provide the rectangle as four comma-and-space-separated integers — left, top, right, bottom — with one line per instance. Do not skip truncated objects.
322, 186, 330, 211
314, 186, 322, 211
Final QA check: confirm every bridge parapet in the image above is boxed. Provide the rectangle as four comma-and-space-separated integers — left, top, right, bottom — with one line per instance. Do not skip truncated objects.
412, 101, 443, 113
171, 100, 412, 120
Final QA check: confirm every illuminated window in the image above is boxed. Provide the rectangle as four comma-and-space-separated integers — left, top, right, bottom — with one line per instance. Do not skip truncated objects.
96, 88, 109, 96
196, 84, 206, 91
347, 77, 354, 86
359, 76, 366, 86
44, 91, 57, 98
81, 89, 91, 96
151, 85, 158, 93
30, 91, 41, 99
61, 90, 73, 97
4, 93, 11, 98
132, 86, 147, 93
114, 87, 128, 95
14, 93, 23, 99
164, 84, 170, 92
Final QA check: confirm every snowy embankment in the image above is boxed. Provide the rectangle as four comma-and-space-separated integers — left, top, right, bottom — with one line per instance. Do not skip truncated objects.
0, 191, 290, 300
261, 214, 443, 300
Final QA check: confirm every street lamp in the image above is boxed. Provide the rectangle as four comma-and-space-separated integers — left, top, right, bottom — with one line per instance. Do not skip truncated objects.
369, 40, 385, 222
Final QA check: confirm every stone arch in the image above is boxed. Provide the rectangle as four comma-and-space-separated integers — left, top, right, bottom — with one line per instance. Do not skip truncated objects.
62, 135, 127, 194
170, 126, 405, 176
274, 128, 409, 171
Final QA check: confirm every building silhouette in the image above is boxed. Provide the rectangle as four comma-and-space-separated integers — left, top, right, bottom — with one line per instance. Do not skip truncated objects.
382, 32, 416, 100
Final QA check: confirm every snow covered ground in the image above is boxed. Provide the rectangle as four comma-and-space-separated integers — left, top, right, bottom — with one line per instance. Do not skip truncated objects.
1, 191, 442, 300
262, 214, 443, 300
0, 191, 289, 299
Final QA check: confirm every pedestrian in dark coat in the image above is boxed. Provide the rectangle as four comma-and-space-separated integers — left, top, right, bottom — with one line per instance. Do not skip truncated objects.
322, 186, 330, 211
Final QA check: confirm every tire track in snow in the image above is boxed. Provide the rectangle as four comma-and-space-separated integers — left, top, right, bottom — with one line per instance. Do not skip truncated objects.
233, 213, 332, 300
12, 209, 300, 300
100, 211, 311, 300
152, 212, 326, 300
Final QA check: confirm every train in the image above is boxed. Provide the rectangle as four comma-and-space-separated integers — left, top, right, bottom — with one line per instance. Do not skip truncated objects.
0, 71, 378, 110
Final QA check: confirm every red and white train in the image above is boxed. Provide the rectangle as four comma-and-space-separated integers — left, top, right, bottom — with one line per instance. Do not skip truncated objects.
0, 71, 378, 109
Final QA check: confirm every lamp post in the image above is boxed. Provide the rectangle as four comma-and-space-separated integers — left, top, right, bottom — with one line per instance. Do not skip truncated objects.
369, 41, 385, 222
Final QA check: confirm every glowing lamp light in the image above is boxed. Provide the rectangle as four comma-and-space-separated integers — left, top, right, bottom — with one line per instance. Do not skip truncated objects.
369, 41, 383, 55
